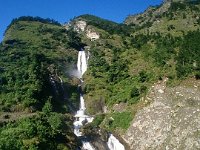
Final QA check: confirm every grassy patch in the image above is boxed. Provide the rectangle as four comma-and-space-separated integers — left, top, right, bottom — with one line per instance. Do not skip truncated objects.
105, 111, 133, 131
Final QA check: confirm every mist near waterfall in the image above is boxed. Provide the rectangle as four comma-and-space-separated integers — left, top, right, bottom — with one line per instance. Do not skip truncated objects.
68, 68, 82, 79
67, 50, 88, 79
63, 63, 81, 79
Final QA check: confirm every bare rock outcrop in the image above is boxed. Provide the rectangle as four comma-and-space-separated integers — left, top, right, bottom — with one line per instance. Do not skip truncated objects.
86, 28, 100, 41
74, 20, 87, 32
64, 20, 100, 41
123, 79, 200, 150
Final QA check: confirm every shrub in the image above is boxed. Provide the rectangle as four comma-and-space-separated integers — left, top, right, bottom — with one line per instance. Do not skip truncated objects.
130, 86, 140, 98
139, 71, 148, 82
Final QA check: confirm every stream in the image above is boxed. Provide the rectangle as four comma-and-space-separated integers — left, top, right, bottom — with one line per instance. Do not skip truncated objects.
73, 49, 125, 150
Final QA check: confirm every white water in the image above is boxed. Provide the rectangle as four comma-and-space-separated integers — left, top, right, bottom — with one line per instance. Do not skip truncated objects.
107, 134, 125, 150
73, 50, 94, 150
74, 49, 125, 150
77, 50, 88, 77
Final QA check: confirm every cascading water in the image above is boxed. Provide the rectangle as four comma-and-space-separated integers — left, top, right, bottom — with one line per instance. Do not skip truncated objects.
107, 134, 125, 150
73, 49, 94, 150
77, 50, 87, 77
73, 49, 125, 150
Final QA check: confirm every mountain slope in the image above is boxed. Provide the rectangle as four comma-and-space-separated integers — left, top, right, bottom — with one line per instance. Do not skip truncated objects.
125, 0, 200, 36
68, 1, 200, 149
71, 3, 200, 114
0, 17, 80, 150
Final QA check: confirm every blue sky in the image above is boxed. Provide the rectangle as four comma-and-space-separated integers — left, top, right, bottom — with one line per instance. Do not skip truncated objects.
0, 0, 162, 41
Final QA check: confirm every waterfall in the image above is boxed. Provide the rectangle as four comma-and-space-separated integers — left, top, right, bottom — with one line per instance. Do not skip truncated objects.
80, 95, 86, 111
107, 134, 125, 150
77, 50, 87, 77
73, 49, 125, 150
73, 49, 94, 150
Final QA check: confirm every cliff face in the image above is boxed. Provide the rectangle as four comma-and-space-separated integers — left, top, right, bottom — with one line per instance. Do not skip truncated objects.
123, 79, 200, 149
65, 19, 100, 41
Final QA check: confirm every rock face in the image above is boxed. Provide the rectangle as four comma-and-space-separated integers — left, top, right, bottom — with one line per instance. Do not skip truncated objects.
86, 29, 100, 41
73, 20, 100, 41
74, 20, 87, 32
64, 19, 100, 41
123, 79, 200, 150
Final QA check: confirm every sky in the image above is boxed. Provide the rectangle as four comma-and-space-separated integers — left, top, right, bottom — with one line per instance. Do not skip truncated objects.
0, 0, 163, 41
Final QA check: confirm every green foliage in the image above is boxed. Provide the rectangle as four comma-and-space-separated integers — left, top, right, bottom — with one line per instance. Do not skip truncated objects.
48, 113, 64, 131
0, 18, 77, 111
0, 18, 79, 149
129, 86, 140, 104
66, 28, 85, 49
108, 60, 129, 83
0, 50, 51, 110
88, 48, 109, 78
131, 34, 149, 49
170, 2, 187, 11
0, 113, 77, 150
5, 16, 61, 35
130, 86, 140, 98
195, 72, 200, 79
140, 85, 148, 94
91, 114, 105, 127
176, 30, 200, 78
139, 71, 149, 83
42, 99, 53, 114
106, 111, 133, 130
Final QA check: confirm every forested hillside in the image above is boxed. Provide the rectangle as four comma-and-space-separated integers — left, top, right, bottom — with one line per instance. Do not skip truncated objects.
0, 16, 80, 150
